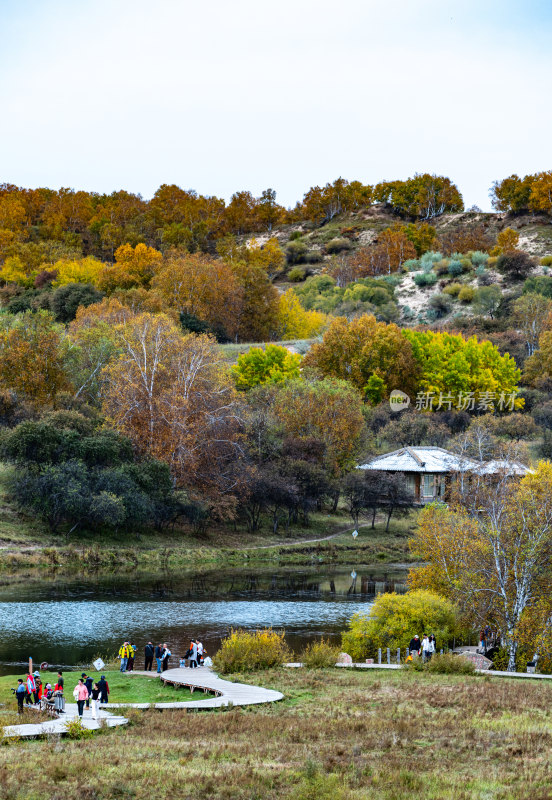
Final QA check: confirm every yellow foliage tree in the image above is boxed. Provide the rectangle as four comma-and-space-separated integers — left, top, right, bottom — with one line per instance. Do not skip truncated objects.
52, 256, 104, 287
276, 289, 327, 340
0, 255, 34, 286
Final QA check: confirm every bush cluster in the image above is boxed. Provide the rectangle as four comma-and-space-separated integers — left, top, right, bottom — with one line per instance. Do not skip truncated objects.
300, 639, 340, 668
213, 629, 291, 674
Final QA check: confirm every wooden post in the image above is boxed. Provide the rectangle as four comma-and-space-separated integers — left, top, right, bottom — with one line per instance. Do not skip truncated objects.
28, 657, 32, 675
396, 648, 401, 665
406, 648, 410, 659
378, 648, 382, 665
440, 649, 443, 655
386, 648, 390, 665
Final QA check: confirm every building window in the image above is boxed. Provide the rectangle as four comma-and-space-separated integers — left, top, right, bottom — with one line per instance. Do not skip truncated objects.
423, 474, 434, 497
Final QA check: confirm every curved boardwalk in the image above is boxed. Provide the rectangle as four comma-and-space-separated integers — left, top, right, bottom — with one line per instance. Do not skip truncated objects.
3, 666, 284, 738
108, 666, 284, 710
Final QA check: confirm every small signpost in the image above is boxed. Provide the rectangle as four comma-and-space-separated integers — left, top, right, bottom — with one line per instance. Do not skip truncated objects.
93, 658, 105, 672
352, 530, 358, 539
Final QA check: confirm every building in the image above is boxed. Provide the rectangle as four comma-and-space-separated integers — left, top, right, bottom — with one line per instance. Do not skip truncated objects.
357, 446, 531, 504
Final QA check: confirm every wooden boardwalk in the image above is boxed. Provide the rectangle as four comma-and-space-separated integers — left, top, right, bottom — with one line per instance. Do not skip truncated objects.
107, 666, 284, 710
3, 702, 128, 739
3, 666, 284, 738
287, 662, 552, 679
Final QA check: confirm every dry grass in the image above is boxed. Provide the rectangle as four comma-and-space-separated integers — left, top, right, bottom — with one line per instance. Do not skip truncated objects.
1, 669, 552, 798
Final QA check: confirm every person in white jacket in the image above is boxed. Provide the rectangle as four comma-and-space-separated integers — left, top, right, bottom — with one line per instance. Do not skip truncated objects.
422, 634, 434, 662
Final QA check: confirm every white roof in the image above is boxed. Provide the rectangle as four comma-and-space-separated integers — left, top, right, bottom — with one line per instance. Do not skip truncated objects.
358, 447, 477, 474
472, 459, 533, 476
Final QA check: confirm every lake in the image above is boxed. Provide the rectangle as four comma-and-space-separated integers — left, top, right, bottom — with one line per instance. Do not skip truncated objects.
0, 564, 407, 675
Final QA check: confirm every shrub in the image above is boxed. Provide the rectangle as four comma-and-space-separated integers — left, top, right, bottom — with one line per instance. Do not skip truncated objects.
413, 272, 438, 288
443, 282, 462, 297
213, 628, 291, 673
286, 240, 308, 264
541, 255, 552, 267
403, 259, 419, 272
341, 589, 459, 661
65, 717, 94, 740
458, 286, 475, 303
420, 251, 442, 270
426, 652, 476, 675
448, 260, 463, 277
497, 250, 535, 281
289, 230, 303, 241
325, 238, 351, 254
434, 259, 450, 275
471, 251, 489, 268
288, 267, 306, 282
300, 639, 340, 668
429, 293, 452, 318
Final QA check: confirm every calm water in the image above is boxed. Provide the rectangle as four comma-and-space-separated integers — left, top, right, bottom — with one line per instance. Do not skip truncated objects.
0, 565, 407, 675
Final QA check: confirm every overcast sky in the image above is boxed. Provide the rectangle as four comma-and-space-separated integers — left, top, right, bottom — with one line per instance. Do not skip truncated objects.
1, 0, 550, 210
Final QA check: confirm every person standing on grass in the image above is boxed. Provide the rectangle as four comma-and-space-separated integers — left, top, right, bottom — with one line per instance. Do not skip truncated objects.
16, 679, 26, 713
119, 641, 130, 672
90, 683, 101, 720
98, 675, 110, 704
73, 679, 89, 717
421, 634, 432, 662
56, 671, 64, 692
409, 635, 421, 658
155, 643, 163, 673
144, 641, 154, 671
26, 672, 36, 705
127, 643, 136, 672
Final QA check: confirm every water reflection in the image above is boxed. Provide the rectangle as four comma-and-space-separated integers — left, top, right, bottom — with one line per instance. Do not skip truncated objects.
0, 565, 407, 674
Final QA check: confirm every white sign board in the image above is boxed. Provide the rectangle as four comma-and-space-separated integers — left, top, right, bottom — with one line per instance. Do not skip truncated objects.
93, 658, 105, 671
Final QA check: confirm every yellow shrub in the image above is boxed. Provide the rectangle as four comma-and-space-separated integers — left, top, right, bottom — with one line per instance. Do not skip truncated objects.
213, 628, 291, 673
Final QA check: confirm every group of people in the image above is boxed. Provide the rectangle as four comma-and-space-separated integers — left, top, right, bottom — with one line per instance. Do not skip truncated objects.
124, 640, 207, 673
408, 634, 437, 661
72, 673, 110, 718
14, 670, 110, 718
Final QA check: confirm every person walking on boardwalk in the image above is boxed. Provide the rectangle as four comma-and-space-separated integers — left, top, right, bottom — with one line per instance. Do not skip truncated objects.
15, 679, 26, 713
73, 679, 89, 718
98, 675, 110, 704
409, 635, 421, 657
119, 641, 130, 672
196, 639, 204, 666
90, 683, 101, 720
82, 673, 93, 709
155, 643, 163, 673
429, 634, 437, 655
144, 641, 154, 671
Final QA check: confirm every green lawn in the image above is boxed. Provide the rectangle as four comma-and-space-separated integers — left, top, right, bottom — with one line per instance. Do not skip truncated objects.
0, 670, 213, 709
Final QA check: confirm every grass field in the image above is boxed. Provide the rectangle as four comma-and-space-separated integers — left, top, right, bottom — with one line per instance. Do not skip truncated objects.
0, 669, 211, 711
0, 667, 551, 799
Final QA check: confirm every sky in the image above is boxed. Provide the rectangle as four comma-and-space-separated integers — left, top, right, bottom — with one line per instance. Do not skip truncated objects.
0, 0, 550, 210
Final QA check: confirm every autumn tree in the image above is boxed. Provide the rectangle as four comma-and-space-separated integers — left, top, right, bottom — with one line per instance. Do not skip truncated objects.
410, 464, 552, 671
256, 189, 284, 232
101, 313, 243, 517
0, 311, 71, 408
511, 292, 552, 356
490, 174, 535, 214
529, 171, 552, 216
152, 251, 242, 340
495, 227, 520, 253
271, 377, 365, 478
304, 315, 420, 400
231, 345, 302, 390
275, 289, 327, 340
403, 329, 522, 406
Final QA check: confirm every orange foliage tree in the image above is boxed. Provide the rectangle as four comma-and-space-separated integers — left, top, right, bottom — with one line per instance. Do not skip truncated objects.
0, 311, 71, 407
